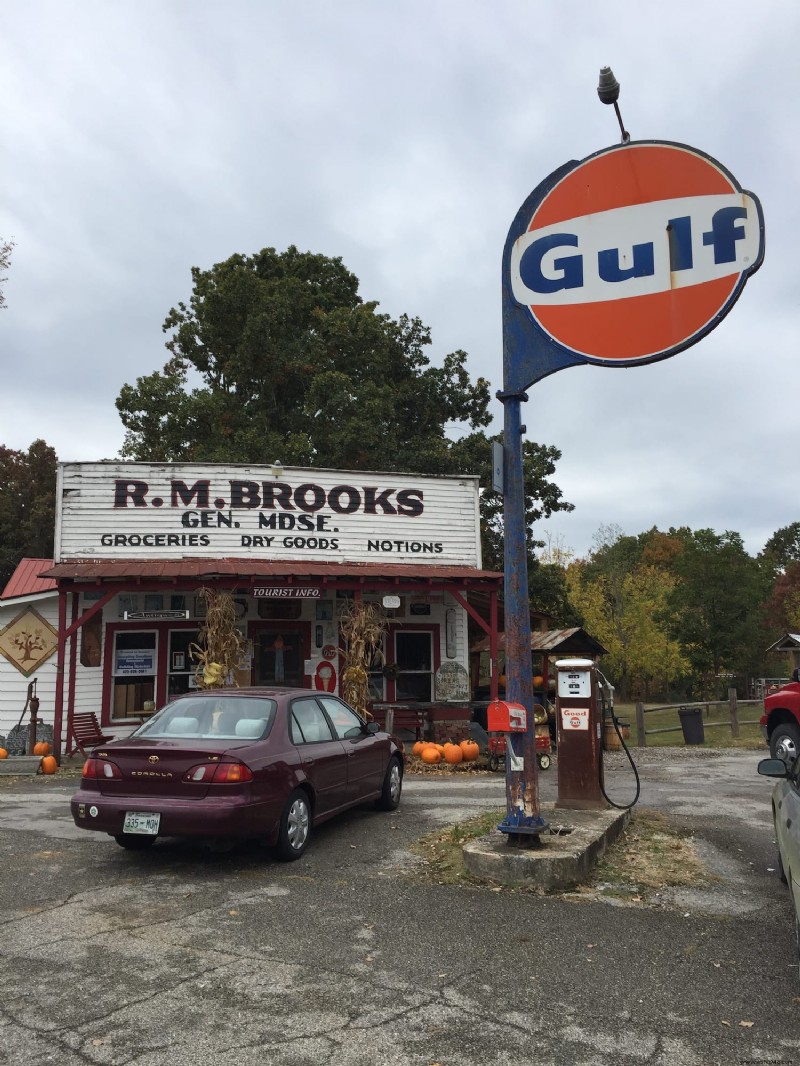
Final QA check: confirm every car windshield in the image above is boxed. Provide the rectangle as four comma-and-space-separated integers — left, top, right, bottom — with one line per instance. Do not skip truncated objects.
132, 696, 277, 741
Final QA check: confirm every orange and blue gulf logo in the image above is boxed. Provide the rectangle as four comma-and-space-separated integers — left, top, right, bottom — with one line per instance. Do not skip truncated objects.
509, 141, 764, 365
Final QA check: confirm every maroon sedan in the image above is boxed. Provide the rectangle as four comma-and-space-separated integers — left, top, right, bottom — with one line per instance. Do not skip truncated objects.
70, 688, 404, 860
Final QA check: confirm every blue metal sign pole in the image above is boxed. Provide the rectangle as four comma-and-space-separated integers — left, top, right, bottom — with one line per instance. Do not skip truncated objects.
497, 163, 583, 842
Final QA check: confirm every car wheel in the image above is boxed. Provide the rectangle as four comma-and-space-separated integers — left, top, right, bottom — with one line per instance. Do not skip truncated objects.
114, 834, 156, 850
770, 722, 800, 764
376, 756, 403, 811
275, 789, 311, 861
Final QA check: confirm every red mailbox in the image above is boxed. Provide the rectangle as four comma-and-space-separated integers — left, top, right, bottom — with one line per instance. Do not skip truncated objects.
487, 700, 527, 733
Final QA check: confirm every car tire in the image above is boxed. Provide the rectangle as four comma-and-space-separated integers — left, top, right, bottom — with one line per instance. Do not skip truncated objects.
375, 756, 403, 811
275, 789, 311, 861
777, 847, 788, 885
114, 834, 156, 850
770, 722, 800, 765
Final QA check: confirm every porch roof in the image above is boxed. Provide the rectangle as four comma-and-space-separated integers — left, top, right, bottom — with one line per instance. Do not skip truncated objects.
42, 557, 502, 588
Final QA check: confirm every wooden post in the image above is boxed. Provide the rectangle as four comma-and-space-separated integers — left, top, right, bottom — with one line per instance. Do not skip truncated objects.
635, 701, 646, 746
385, 708, 394, 736
729, 687, 739, 738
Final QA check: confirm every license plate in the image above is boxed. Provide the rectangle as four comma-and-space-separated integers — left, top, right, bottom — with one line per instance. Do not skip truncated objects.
122, 811, 160, 835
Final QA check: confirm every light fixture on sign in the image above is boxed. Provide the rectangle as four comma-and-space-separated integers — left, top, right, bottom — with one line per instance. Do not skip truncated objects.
270, 461, 283, 478
382, 595, 401, 610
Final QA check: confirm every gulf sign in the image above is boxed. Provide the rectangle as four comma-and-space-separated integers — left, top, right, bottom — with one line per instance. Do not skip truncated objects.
508, 141, 764, 366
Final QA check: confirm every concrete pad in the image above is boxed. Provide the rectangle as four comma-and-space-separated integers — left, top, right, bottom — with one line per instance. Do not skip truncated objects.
462, 803, 630, 889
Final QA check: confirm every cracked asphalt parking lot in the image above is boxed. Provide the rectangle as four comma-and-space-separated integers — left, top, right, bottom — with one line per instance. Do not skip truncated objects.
1, 750, 799, 1066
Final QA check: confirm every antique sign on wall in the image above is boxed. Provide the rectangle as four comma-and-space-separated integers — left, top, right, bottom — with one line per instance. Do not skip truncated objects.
0, 607, 58, 677
55, 463, 482, 568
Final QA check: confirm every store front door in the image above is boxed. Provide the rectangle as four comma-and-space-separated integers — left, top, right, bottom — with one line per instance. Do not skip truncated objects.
250, 624, 311, 687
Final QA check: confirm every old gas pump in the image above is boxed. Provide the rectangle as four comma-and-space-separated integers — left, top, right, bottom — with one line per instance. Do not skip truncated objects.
555, 658, 606, 809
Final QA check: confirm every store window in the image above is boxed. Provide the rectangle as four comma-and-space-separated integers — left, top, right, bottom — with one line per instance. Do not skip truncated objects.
112, 631, 156, 719
168, 629, 201, 696
395, 631, 433, 702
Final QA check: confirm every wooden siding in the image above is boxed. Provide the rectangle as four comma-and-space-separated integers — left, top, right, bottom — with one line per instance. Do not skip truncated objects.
56, 462, 482, 568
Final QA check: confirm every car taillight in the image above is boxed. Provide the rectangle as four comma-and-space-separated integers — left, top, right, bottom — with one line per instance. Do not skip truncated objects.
183, 762, 253, 784
82, 758, 123, 780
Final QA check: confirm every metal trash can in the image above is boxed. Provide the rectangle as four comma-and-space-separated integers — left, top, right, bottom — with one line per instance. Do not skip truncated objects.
678, 706, 704, 745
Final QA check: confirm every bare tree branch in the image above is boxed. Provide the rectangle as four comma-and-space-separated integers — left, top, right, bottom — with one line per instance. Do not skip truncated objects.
0, 238, 15, 309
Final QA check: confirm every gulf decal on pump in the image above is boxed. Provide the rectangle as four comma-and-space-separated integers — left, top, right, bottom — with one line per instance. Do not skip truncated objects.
509, 141, 765, 365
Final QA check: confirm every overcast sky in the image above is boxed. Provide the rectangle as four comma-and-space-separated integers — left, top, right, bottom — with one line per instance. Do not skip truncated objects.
1, 1, 797, 562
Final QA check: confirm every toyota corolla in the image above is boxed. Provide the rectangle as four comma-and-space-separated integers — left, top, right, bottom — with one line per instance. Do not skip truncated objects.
70, 688, 404, 860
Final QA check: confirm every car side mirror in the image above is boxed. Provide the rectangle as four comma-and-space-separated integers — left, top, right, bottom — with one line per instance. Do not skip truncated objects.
757, 758, 790, 778
366, 721, 380, 734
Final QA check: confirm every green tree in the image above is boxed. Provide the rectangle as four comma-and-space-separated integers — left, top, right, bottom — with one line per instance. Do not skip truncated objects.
0, 440, 58, 587
665, 528, 770, 696
117, 246, 491, 469
762, 522, 800, 574
566, 528, 687, 700
116, 246, 574, 573
764, 560, 800, 633
447, 431, 574, 577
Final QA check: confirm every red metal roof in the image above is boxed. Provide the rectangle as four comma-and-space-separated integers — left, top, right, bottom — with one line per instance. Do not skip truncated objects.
43, 557, 502, 586
1, 558, 57, 600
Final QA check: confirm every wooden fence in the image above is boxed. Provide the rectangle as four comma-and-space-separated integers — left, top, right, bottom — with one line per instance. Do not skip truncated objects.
633, 688, 763, 746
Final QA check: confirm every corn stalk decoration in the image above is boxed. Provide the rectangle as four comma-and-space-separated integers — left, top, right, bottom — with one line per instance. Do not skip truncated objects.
189, 588, 246, 688
338, 600, 388, 717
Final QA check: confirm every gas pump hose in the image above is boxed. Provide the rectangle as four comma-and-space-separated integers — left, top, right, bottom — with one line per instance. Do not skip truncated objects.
596, 671, 641, 810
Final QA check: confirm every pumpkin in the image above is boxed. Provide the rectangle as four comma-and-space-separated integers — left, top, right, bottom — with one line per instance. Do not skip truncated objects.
411, 740, 426, 756
421, 746, 442, 764
443, 743, 463, 765
39, 755, 58, 775
33, 741, 51, 756
434, 743, 446, 755
459, 739, 480, 762
533, 675, 544, 688
0, 748, 8, 760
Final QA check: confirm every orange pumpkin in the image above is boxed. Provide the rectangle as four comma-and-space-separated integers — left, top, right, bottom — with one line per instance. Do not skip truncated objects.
443, 743, 463, 765
411, 740, 426, 756
39, 755, 58, 775
533, 675, 544, 688
0, 748, 8, 760
421, 746, 442, 764
459, 739, 480, 762
33, 741, 51, 756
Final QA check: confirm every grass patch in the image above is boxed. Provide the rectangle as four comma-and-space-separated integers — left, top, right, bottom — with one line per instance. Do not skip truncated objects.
590, 808, 713, 895
411, 806, 713, 897
613, 702, 765, 750
412, 808, 505, 885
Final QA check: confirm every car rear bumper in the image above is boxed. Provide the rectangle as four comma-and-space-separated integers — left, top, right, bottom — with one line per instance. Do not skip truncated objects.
70, 788, 282, 844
